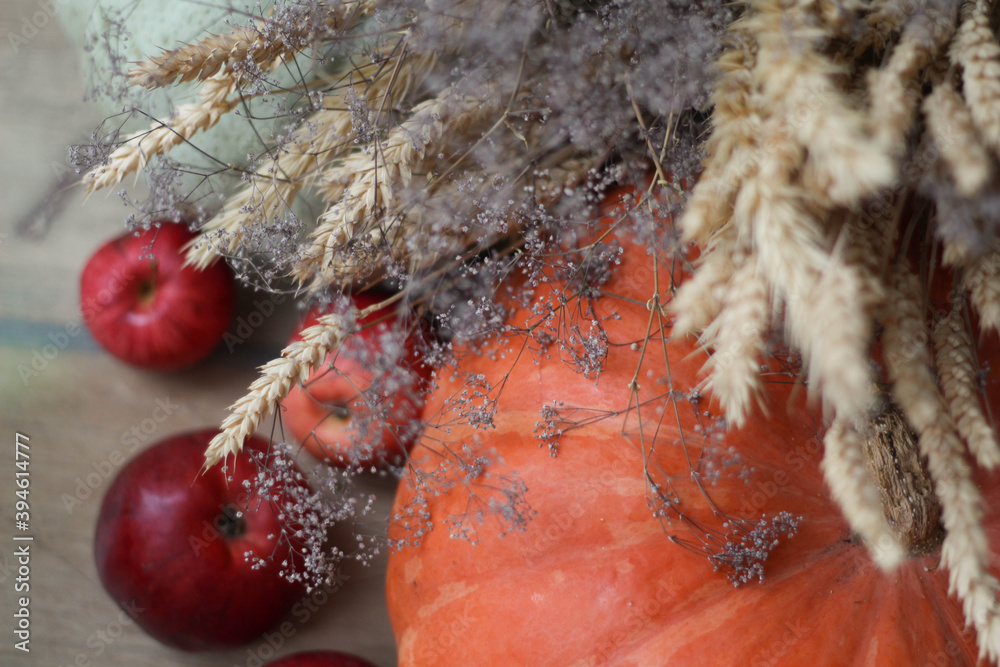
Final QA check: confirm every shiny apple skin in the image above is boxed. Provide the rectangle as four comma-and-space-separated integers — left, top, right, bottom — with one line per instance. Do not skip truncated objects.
94, 429, 307, 651
80, 222, 235, 369
264, 651, 378, 667
282, 292, 430, 469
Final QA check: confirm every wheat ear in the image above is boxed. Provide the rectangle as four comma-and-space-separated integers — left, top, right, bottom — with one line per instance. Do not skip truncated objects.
823, 418, 907, 569
749, 0, 894, 206
203, 311, 352, 469
963, 249, 1000, 332
84, 76, 238, 192
185, 107, 355, 269
184, 49, 421, 269
867, 3, 957, 156
672, 224, 741, 337
934, 306, 1000, 468
954, 0, 1000, 157
734, 124, 873, 425
699, 253, 769, 426
291, 85, 504, 286
679, 23, 757, 245
881, 260, 1000, 664
924, 80, 993, 196
129, 1, 376, 89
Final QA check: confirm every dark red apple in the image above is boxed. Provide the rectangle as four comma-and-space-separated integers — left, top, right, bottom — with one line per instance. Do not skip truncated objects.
281, 291, 429, 469
264, 651, 378, 667
80, 222, 235, 369
94, 429, 308, 651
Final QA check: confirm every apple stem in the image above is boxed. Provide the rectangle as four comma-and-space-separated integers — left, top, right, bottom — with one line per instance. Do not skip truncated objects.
138, 259, 159, 306
215, 504, 246, 540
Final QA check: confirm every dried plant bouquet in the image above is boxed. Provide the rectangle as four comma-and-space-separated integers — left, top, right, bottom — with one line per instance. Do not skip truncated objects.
75, 0, 1000, 661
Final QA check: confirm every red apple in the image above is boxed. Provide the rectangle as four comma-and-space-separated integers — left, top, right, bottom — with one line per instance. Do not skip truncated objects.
281, 291, 429, 469
264, 651, 378, 667
80, 222, 235, 369
94, 429, 309, 651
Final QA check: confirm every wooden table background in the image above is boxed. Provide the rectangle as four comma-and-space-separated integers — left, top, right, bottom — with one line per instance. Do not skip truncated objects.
0, 2, 399, 665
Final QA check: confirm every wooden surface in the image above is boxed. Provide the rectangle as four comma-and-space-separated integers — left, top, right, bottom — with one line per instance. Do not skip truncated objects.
0, 3, 399, 665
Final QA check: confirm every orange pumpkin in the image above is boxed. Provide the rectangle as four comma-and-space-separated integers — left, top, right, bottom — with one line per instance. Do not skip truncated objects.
386, 187, 1000, 665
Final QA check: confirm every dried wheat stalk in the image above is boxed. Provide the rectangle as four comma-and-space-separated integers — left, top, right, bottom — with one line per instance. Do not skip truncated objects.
291, 84, 507, 287
672, 224, 742, 337
203, 310, 353, 468
964, 249, 1000, 332
881, 260, 1000, 663
678, 6, 1000, 658
84, 76, 238, 192
954, 0, 1000, 156
679, 21, 757, 245
822, 417, 907, 569
698, 252, 769, 425
934, 306, 1000, 468
867, 3, 956, 156
185, 51, 427, 269
129, 0, 376, 89
924, 79, 993, 196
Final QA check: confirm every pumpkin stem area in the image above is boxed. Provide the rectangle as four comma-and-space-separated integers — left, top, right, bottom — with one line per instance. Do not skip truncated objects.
862, 402, 944, 557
